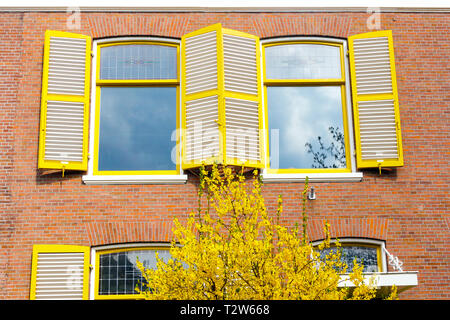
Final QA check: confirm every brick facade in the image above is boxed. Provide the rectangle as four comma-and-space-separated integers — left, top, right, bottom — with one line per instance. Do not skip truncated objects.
0, 10, 449, 299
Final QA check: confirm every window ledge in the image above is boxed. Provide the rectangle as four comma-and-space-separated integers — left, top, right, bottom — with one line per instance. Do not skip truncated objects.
82, 174, 188, 185
261, 172, 363, 183
339, 271, 419, 294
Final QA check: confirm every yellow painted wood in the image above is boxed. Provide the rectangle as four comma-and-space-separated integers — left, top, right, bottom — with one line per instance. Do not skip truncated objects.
92, 41, 181, 176
30, 244, 90, 300
349, 30, 404, 169
181, 24, 263, 170
38, 30, 91, 171
262, 40, 352, 174
94, 246, 169, 300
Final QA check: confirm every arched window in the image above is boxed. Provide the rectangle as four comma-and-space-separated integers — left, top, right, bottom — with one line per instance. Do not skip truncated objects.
83, 37, 188, 184
95, 41, 179, 174
313, 238, 386, 273
92, 243, 171, 299
262, 39, 353, 173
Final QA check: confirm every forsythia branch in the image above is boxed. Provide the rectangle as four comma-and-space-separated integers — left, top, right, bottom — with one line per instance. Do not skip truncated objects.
137, 164, 395, 300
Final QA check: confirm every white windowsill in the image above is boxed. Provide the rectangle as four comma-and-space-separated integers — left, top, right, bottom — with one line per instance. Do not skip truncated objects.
82, 174, 188, 185
261, 172, 363, 183
82, 172, 362, 185
339, 271, 418, 293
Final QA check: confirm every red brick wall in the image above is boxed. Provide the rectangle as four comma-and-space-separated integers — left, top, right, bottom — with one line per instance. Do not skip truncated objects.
0, 11, 449, 300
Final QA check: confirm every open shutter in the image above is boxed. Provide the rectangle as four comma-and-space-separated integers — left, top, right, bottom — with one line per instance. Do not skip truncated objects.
349, 30, 403, 169
222, 28, 263, 168
181, 24, 263, 170
30, 245, 90, 300
38, 30, 91, 172
182, 24, 222, 169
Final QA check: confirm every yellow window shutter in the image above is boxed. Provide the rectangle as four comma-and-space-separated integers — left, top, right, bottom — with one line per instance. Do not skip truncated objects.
181, 24, 263, 170
38, 30, 91, 172
348, 30, 404, 169
30, 245, 90, 300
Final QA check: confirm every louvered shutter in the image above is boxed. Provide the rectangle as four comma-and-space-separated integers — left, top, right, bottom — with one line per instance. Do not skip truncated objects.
38, 30, 91, 172
223, 29, 262, 167
349, 30, 403, 169
30, 245, 90, 300
181, 24, 263, 170
183, 25, 221, 167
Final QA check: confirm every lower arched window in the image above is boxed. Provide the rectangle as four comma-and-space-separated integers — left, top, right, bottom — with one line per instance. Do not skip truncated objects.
93, 244, 171, 299
313, 238, 386, 273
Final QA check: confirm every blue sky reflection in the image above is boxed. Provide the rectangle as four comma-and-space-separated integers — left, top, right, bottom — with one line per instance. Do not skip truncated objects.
267, 86, 346, 169
98, 87, 177, 171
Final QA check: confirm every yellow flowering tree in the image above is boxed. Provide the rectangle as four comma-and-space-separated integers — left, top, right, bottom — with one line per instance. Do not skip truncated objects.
137, 165, 396, 300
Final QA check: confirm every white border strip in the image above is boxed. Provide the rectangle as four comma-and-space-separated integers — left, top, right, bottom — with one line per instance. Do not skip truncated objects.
262, 172, 362, 183
2, 6, 450, 13
339, 271, 418, 290
83, 174, 188, 184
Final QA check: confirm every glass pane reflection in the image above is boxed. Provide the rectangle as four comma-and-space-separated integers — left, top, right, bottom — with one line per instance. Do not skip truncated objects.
98, 249, 171, 295
267, 86, 346, 169
100, 44, 177, 80
98, 87, 177, 171
319, 246, 379, 273
265, 44, 341, 79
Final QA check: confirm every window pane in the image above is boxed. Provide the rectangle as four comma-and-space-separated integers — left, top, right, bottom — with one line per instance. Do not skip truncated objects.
265, 44, 341, 79
98, 87, 177, 171
267, 86, 346, 169
100, 44, 177, 80
319, 246, 379, 273
98, 249, 170, 295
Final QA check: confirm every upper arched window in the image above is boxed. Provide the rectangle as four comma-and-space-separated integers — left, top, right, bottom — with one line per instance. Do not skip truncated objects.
262, 40, 352, 173
93, 40, 180, 176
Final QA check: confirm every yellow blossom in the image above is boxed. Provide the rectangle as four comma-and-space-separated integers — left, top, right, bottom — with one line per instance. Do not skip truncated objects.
137, 164, 395, 300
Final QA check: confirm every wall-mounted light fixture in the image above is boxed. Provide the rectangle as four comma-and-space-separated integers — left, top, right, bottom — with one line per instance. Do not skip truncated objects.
308, 187, 316, 200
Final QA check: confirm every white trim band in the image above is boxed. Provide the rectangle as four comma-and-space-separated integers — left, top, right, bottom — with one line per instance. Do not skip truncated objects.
2, 7, 450, 13
262, 172, 363, 183
339, 271, 418, 293
82, 174, 188, 185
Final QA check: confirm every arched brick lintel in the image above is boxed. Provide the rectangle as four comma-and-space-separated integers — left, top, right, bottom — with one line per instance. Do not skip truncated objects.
86, 217, 390, 247
86, 13, 354, 40
307, 218, 390, 242
85, 221, 177, 246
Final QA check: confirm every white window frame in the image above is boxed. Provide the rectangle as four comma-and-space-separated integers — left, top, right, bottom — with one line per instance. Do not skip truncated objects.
259, 36, 363, 183
82, 37, 187, 185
